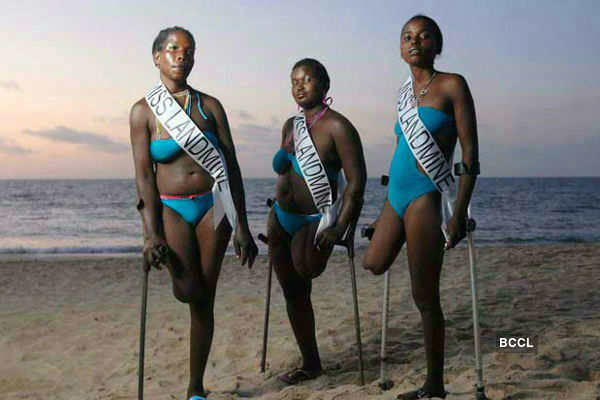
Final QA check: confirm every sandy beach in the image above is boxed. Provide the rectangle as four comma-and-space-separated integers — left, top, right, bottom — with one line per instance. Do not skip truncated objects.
1, 243, 599, 400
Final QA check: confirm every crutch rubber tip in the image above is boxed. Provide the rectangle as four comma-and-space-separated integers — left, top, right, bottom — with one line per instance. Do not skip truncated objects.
157, 245, 168, 255
378, 380, 394, 391
475, 386, 489, 400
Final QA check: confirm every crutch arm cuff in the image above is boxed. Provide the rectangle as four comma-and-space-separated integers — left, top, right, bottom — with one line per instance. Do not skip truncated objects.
454, 161, 480, 176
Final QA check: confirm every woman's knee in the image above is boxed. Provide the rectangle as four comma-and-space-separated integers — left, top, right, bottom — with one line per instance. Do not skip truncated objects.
292, 251, 328, 279
411, 288, 441, 314
362, 251, 391, 275
296, 257, 326, 280
172, 282, 194, 303
172, 280, 212, 305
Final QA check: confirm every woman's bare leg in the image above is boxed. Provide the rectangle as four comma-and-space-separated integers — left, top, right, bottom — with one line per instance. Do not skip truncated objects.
404, 192, 446, 396
162, 206, 231, 398
362, 200, 406, 275
267, 209, 332, 377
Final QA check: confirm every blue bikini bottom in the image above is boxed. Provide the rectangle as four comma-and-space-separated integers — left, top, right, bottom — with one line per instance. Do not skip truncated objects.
274, 201, 321, 236
160, 192, 214, 226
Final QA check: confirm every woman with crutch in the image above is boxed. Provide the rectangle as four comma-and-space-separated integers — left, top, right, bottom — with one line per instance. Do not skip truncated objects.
267, 58, 367, 385
130, 26, 258, 400
362, 15, 480, 399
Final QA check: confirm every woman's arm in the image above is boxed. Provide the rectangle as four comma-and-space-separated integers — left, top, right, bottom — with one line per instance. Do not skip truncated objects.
444, 74, 479, 249
316, 115, 367, 248
129, 99, 167, 268
273, 118, 294, 174
205, 96, 258, 267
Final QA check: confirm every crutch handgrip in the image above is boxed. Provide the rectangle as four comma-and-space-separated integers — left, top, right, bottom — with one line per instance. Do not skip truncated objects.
257, 233, 268, 244
467, 218, 476, 233
361, 226, 374, 240
380, 175, 389, 186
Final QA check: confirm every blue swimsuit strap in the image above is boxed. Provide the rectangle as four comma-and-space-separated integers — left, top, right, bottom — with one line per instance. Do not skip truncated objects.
194, 91, 209, 120
151, 91, 219, 163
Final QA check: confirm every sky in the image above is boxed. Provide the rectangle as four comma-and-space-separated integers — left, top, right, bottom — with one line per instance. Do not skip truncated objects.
1, 0, 599, 178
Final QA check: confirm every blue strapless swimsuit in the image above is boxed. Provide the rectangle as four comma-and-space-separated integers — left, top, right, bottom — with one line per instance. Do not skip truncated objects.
150, 91, 220, 226
388, 106, 456, 218
271, 148, 340, 236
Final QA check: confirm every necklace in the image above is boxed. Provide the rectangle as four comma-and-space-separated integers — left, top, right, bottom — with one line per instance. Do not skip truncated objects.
307, 106, 329, 129
172, 88, 189, 98
410, 71, 437, 107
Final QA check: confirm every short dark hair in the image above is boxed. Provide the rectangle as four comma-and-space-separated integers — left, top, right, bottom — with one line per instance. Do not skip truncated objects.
152, 26, 196, 54
292, 58, 330, 97
403, 15, 443, 55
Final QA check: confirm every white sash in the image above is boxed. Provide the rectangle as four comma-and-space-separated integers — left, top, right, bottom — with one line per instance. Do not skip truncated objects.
397, 76, 457, 240
145, 82, 237, 232
293, 110, 345, 242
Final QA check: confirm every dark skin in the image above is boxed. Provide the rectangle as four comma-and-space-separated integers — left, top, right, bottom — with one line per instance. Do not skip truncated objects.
129, 30, 257, 398
267, 64, 366, 379
362, 18, 479, 399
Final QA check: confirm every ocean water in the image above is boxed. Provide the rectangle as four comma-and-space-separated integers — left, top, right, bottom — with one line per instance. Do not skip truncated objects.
0, 178, 598, 255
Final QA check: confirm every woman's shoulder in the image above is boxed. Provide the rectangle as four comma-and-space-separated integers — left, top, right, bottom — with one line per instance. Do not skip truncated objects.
130, 97, 151, 126
282, 116, 295, 132
437, 72, 470, 95
131, 96, 150, 111
436, 71, 466, 81
324, 108, 356, 135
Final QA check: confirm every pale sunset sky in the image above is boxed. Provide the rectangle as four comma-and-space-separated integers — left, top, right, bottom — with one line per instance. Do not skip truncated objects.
2, 0, 599, 179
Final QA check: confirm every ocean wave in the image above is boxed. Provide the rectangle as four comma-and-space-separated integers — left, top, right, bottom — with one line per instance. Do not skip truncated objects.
477, 236, 591, 245
0, 245, 142, 255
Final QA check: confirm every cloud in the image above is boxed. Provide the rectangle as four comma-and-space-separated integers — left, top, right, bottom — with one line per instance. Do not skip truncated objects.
236, 109, 255, 121
270, 116, 283, 128
24, 126, 129, 153
237, 123, 275, 138
0, 138, 32, 154
0, 81, 22, 92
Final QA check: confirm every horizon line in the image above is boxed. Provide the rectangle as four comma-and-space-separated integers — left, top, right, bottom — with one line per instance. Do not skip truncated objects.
1, 176, 599, 181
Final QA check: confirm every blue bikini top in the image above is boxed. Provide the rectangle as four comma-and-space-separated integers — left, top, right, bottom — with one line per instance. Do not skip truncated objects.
272, 148, 341, 184
394, 106, 457, 138
150, 91, 220, 163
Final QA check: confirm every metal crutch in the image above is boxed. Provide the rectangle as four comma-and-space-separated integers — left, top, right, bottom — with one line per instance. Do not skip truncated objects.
466, 215, 489, 400
361, 173, 395, 391
335, 218, 365, 386
136, 198, 149, 400
138, 260, 149, 400
258, 198, 275, 373
453, 162, 488, 400
361, 225, 393, 390
258, 232, 271, 373
136, 199, 168, 400
380, 269, 393, 390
